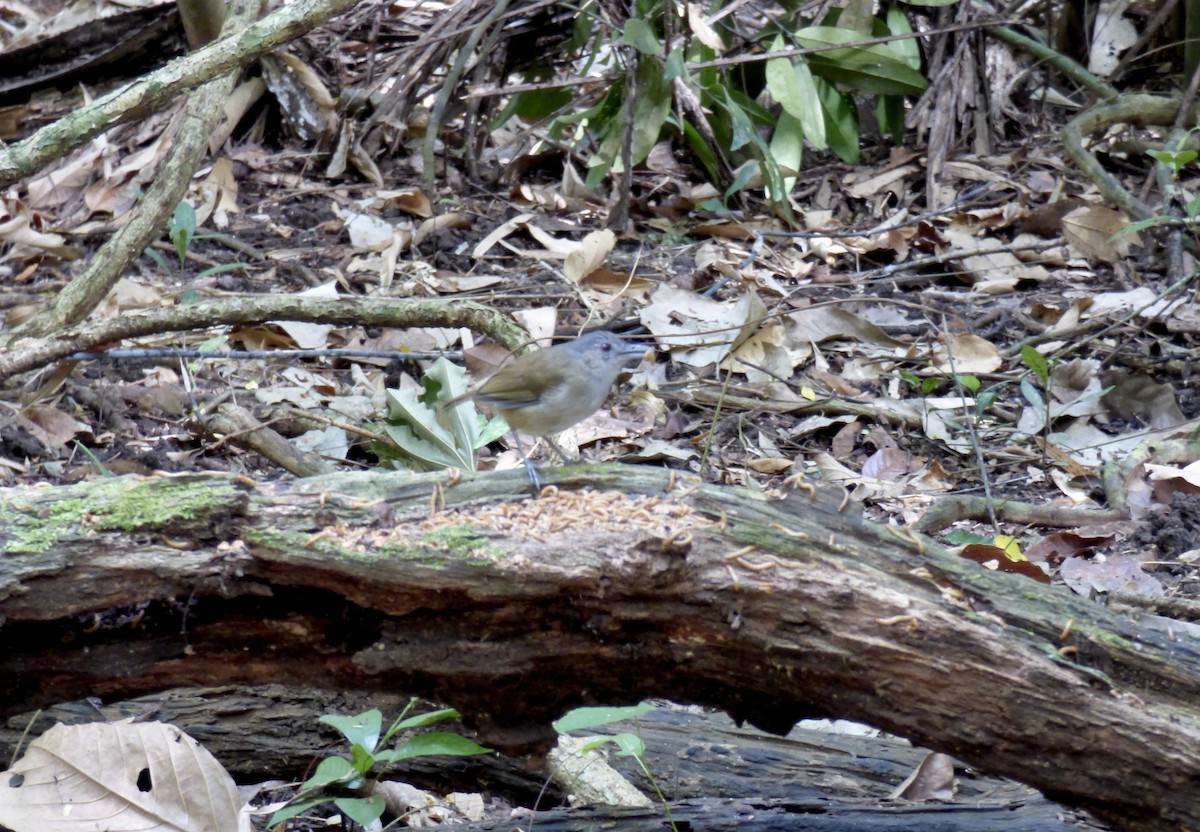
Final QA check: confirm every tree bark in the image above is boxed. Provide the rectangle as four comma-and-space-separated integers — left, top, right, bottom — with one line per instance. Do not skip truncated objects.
0, 465, 1196, 832
2, 685, 1079, 832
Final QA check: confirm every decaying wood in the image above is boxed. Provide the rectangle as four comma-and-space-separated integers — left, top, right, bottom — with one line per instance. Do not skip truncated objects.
0, 465, 1196, 832
0, 687, 1084, 831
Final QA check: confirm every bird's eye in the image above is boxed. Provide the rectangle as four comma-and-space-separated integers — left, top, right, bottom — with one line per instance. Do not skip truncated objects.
601, 343, 612, 352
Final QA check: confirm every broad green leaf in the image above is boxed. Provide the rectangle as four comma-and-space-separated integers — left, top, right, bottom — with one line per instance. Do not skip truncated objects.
301, 755, 359, 790
1020, 378, 1045, 409
321, 710, 381, 750
623, 17, 662, 54
722, 88, 757, 151
353, 742, 380, 773
382, 423, 467, 469
885, 5, 922, 70
395, 707, 460, 730
681, 119, 721, 182
630, 57, 673, 164
766, 58, 825, 148
592, 55, 673, 178
815, 78, 859, 164
1020, 344, 1050, 384
876, 94, 905, 143
665, 46, 686, 80
756, 139, 790, 216
493, 87, 571, 129
839, 0, 875, 34
383, 382, 475, 470
477, 413, 511, 448
554, 703, 655, 733
269, 794, 331, 825
795, 25, 903, 60
725, 161, 759, 198
388, 732, 492, 761
611, 732, 647, 758
1112, 216, 1169, 238
335, 795, 386, 826
426, 357, 477, 456
806, 55, 927, 95
169, 201, 196, 264
194, 261, 253, 279
768, 111, 804, 199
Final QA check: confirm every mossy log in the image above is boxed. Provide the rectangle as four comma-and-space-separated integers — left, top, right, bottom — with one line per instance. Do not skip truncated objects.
0, 465, 1196, 831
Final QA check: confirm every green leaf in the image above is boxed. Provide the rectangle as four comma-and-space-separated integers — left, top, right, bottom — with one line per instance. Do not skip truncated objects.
321, 710, 382, 750
1111, 215, 1169, 238
395, 707, 460, 730
494, 88, 571, 129
334, 795, 386, 826
884, 5, 922, 70
682, 120, 721, 183
143, 246, 170, 272
268, 794, 331, 825
815, 78, 859, 164
794, 25, 913, 66
665, 46, 686, 80
195, 261, 253, 279
477, 413, 511, 448
725, 161, 759, 199
611, 732, 646, 758
628, 56, 675, 165
976, 390, 998, 413
382, 421, 469, 470
806, 55, 927, 95
349, 742, 376, 773
875, 94, 905, 143
724, 95, 757, 152
768, 111, 805, 199
944, 530, 991, 546
301, 755, 359, 790
623, 17, 661, 55
169, 201, 196, 265
425, 357, 477, 454
766, 57, 825, 149
553, 703, 655, 733
383, 361, 479, 470
1020, 378, 1045, 409
586, 57, 672, 186
387, 732, 492, 761
1019, 344, 1050, 384
956, 374, 980, 393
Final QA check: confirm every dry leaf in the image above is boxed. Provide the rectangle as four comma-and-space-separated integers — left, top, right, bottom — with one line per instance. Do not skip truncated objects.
0, 721, 247, 832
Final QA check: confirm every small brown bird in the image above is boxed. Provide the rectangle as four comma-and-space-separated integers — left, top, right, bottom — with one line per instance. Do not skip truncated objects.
447, 330, 648, 488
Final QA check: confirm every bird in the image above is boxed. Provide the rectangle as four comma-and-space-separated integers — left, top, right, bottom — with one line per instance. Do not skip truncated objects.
446, 330, 648, 489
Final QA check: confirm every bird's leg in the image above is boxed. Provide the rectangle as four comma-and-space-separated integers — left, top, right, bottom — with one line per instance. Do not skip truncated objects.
509, 430, 541, 492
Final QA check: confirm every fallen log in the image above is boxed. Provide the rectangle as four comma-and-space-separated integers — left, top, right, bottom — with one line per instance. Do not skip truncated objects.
0, 465, 1195, 831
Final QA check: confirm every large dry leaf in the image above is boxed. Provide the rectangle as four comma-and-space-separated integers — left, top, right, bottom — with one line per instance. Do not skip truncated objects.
639, 285, 766, 367
1062, 204, 1139, 262
0, 721, 247, 832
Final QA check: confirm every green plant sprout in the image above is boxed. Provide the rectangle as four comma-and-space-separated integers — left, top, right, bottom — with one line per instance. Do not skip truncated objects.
143, 201, 252, 291
553, 702, 678, 832
376, 357, 508, 472
269, 701, 491, 828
